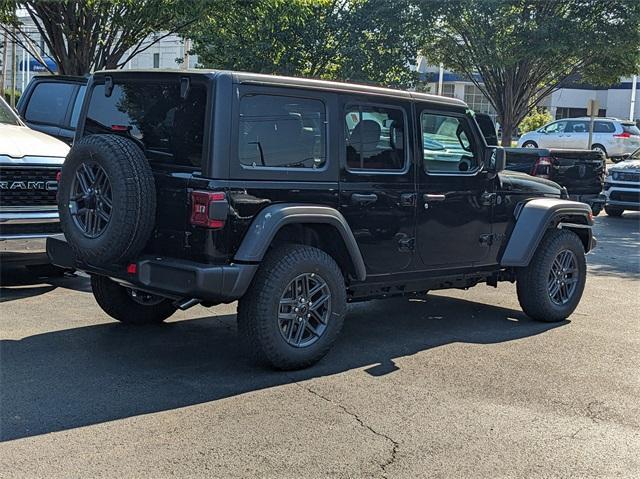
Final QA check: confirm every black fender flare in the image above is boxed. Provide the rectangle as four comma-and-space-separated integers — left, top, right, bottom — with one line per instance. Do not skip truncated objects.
500, 198, 594, 267
233, 204, 367, 281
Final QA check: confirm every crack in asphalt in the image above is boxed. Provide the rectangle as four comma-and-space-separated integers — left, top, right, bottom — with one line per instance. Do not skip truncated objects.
291, 380, 399, 478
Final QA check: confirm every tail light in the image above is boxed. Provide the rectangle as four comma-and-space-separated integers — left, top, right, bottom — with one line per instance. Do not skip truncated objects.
190, 190, 228, 229
614, 132, 631, 139
531, 156, 552, 179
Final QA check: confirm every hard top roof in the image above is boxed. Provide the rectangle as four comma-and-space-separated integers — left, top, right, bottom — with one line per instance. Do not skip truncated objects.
94, 69, 469, 108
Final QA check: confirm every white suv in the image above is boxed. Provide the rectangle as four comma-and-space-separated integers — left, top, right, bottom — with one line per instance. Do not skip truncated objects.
517, 117, 640, 161
603, 147, 640, 216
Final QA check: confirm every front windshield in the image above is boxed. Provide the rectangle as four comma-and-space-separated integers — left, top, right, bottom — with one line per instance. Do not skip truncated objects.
0, 98, 20, 126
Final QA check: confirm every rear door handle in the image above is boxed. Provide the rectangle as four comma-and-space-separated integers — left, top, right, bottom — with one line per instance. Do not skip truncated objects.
351, 193, 378, 205
423, 194, 446, 202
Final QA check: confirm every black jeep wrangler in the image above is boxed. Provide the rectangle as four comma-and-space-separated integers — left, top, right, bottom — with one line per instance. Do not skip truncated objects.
48, 70, 596, 370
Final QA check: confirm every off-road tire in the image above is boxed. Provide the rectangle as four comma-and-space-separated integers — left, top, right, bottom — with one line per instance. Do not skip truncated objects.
604, 205, 624, 217
58, 134, 156, 266
91, 275, 176, 324
237, 245, 347, 370
516, 229, 586, 322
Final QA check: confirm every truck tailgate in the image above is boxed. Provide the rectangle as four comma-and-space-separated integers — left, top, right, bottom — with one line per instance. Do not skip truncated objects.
549, 149, 605, 195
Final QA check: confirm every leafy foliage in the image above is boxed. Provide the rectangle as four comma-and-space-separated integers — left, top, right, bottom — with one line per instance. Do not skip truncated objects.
419, 0, 640, 145
2, 0, 204, 75
519, 108, 552, 134
186, 0, 421, 88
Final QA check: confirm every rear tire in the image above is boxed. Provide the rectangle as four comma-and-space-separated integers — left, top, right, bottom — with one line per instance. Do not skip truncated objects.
91, 275, 176, 324
591, 144, 607, 158
516, 229, 586, 322
522, 141, 538, 148
604, 205, 624, 217
237, 245, 347, 370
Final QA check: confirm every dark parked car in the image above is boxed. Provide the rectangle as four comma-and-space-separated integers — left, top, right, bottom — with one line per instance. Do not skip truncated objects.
503, 148, 606, 215
16, 75, 87, 144
48, 70, 595, 370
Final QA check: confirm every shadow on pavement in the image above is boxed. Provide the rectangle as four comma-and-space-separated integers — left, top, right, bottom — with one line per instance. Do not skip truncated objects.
588, 212, 640, 278
1, 295, 566, 441
0, 266, 91, 303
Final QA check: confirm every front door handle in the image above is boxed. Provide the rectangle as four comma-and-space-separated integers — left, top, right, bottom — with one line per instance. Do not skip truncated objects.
423, 194, 446, 202
423, 194, 446, 210
351, 193, 378, 205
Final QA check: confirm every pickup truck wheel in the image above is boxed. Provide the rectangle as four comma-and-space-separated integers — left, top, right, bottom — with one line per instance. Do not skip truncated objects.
604, 205, 624, 217
237, 245, 346, 370
516, 229, 586, 322
91, 275, 176, 324
58, 134, 156, 266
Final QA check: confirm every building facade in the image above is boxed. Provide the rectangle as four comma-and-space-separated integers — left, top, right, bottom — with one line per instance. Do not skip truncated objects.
1, 13, 197, 94
416, 59, 639, 125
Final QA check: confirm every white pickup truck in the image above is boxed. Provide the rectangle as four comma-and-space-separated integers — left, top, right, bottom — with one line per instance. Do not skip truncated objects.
0, 96, 69, 266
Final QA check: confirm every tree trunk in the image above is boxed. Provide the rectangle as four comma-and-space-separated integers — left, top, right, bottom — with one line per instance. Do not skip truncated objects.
500, 122, 514, 147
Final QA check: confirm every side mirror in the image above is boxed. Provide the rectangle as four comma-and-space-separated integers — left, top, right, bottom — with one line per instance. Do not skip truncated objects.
485, 147, 506, 175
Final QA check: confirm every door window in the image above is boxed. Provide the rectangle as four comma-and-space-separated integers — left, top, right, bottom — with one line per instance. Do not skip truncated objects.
239, 94, 327, 169
543, 121, 567, 134
421, 112, 478, 173
345, 105, 406, 171
24, 82, 75, 126
566, 120, 589, 133
69, 85, 87, 128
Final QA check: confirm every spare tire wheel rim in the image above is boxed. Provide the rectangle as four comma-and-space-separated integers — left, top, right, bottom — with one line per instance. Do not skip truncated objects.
69, 162, 113, 238
548, 249, 578, 306
278, 272, 331, 348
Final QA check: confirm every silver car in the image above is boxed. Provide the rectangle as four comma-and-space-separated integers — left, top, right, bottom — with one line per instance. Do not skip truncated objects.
517, 117, 640, 161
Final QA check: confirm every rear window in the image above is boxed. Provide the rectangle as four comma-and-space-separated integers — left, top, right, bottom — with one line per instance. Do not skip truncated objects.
84, 80, 207, 167
594, 121, 615, 133
25, 82, 75, 125
622, 123, 640, 136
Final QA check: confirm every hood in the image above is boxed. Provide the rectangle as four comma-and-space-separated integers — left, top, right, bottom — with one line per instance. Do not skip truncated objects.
0, 124, 69, 159
499, 170, 563, 197
608, 159, 640, 172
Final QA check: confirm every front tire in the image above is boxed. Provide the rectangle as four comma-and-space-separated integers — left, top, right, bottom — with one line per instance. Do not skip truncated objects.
238, 245, 347, 370
522, 141, 538, 148
516, 229, 586, 322
91, 275, 177, 324
604, 205, 624, 217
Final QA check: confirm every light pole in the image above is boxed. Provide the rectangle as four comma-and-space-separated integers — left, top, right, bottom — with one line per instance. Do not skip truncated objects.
630, 74, 637, 121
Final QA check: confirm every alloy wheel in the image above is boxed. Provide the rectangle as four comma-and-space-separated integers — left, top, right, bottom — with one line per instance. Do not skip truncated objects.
69, 162, 113, 238
548, 249, 579, 305
278, 272, 331, 348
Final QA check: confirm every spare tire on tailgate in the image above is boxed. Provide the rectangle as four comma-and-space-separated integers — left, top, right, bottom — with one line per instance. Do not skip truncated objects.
58, 134, 156, 266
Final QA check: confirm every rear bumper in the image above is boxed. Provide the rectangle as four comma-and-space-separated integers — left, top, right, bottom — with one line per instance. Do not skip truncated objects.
568, 193, 606, 207
47, 236, 257, 303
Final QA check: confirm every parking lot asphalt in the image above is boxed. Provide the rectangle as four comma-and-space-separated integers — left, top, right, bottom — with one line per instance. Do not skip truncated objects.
1, 212, 639, 478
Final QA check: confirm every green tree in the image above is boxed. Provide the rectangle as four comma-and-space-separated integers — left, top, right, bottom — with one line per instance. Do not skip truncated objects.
419, 0, 640, 146
187, 0, 421, 88
519, 108, 552, 134
1, 0, 205, 75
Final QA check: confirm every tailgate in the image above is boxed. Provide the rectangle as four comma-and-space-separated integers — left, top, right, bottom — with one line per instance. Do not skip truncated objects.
549, 149, 605, 195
